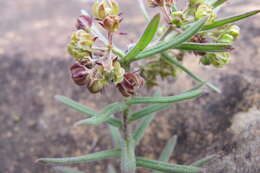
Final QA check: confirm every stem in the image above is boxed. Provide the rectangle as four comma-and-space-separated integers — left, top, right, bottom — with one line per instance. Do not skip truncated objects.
121, 103, 136, 173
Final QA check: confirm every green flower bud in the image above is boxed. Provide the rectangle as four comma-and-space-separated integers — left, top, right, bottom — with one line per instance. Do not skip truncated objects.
171, 11, 184, 27
112, 60, 125, 84
67, 42, 90, 59
200, 55, 211, 65
218, 33, 234, 44
204, 52, 230, 68
88, 79, 107, 93
195, 4, 216, 24
227, 25, 240, 39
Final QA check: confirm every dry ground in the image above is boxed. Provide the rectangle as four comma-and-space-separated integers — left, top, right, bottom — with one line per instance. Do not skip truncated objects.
0, 0, 260, 173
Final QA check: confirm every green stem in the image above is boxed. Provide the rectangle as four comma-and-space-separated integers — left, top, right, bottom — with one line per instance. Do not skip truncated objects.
121, 103, 136, 173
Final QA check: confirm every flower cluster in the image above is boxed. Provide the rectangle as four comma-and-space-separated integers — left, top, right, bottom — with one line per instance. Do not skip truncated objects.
67, 0, 143, 96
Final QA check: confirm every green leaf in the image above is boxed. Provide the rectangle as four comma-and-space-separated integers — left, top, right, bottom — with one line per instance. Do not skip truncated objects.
74, 103, 127, 126
122, 14, 161, 64
107, 165, 117, 173
212, 0, 228, 8
53, 166, 85, 173
36, 149, 121, 164
131, 17, 208, 62
55, 96, 122, 128
109, 124, 122, 148
191, 154, 218, 167
202, 10, 260, 31
121, 137, 136, 173
136, 157, 203, 173
175, 42, 232, 52
158, 135, 178, 161
161, 53, 221, 93
132, 90, 162, 144
137, 0, 150, 22
152, 136, 178, 173
126, 89, 203, 104
129, 104, 170, 122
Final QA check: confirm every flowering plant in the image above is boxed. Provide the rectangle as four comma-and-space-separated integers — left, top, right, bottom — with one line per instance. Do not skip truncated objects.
37, 0, 259, 172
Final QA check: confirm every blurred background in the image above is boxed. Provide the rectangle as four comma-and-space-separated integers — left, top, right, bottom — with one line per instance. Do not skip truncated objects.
0, 0, 260, 173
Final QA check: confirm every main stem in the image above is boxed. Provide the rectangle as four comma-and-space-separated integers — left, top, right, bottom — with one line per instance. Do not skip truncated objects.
121, 102, 136, 173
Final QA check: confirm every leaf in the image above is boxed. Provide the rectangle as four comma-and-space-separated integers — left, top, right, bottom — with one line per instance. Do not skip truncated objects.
55, 96, 122, 128
131, 17, 208, 62
74, 103, 127, 126
122, 14, 161, 64
107, 165, 117, 173
175, 42, 232, 52
132, 90, 162, 144
191, 154, 218, 167
152, 136, 178, 173
121, 137, 136, 173
129, 104, 170, 122
109, 124, 122, 148
212, 0, 228, 8
53, 166, 85, 173
202, 10, 260, 31
137, 0, 150, 22
136, 157, 203, 173
36, 149, 121, 164
126, 89, 203, 104
161, 53, 221, 93
158, 135, 178, 161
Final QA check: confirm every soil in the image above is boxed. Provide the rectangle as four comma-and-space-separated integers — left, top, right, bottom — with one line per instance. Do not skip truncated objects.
0, 0, 260, 173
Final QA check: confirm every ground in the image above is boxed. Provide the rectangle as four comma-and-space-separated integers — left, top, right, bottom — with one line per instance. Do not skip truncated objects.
0, 0, 260, 173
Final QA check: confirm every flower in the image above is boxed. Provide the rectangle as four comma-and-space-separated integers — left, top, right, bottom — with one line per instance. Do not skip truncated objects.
75, 15, 93, 30
70, 63, 89, 86
100, 15, 121, 32
117, 73, 144, 97
147, 0, 164, 7
195, 4, 216, 24
92, 0, 119, 19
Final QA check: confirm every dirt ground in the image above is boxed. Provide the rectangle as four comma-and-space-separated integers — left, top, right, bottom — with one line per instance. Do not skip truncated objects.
0, 0, 260, 173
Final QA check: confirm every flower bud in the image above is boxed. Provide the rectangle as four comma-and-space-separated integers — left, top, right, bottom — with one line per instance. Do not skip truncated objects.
100, 15, 121, 32
202, 53, 230, 68
117, 73, 144, 97
92, 0, 119, 19
195, 4, 216, 24
67, 42, 91, 59
218, 33, 234, 44
76, 15, 92, 30
147, 0, 164, 8
112, 60, 125, 84
71, 30, 96, 51
70, 63, 88, 86
165, 0, 174, 7
200, 55, 211, 65
227, 25, 240, 39
88, 79, 107, 93
171, 11, 184, 27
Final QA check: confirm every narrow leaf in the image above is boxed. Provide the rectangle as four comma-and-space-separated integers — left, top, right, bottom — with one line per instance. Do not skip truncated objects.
132, 90, 162, 144
158, 135, 178, 161
121, 137, 136, 173
55, 96, 122, 128
161, 53, 221, 93
136, 157, 203, 173
123, 14, 161, 63
109, 124, 122, 148
191, 155, 218, 167
36, 149, 121, 164
53, 166, 85, 173
152, 136, 178, 173
175, 42, 232, 52
131, 17, 208, 62
129, 104, 170, 122
107, 165, 117, 173
74, 103, 127, 126
126, 89, 203, 104
137, 0, 150, 22
212, 0, 228, 8
202, 10, 260, 31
